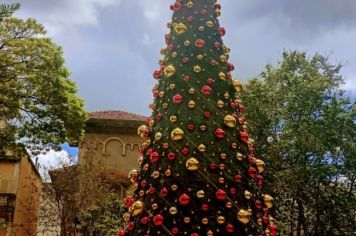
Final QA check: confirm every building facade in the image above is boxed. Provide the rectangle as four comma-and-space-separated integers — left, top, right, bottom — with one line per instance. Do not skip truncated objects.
36, 110, 147, 236
0, 146, 42, 236
78, 110, 147, 197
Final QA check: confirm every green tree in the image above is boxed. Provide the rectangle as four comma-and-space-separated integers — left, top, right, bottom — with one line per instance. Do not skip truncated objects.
243, 51, 356, 235
121, 1, 276, 235
0, 3, 86, 151
0, 3, 20, 19
38, 146, 125, 236
79, 193, 124, 236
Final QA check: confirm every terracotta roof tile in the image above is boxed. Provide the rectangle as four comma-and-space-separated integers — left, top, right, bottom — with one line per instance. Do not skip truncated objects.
89, 110, 148, 121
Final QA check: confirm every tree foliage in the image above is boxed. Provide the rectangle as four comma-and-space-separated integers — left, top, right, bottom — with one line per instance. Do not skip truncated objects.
38, 147, 125, 236
243, 51, 356, 235
0, 4, 86, 151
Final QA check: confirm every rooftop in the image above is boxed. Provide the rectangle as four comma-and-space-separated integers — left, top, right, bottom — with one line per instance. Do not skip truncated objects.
89, 110, 147, 122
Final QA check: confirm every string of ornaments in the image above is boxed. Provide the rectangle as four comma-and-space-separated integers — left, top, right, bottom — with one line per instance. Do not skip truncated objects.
120, 0, 277, 235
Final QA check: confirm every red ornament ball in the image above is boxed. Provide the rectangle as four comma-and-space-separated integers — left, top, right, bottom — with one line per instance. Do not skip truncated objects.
179, 193, 191, 205
153, 214, 164, 226
215, 189, 227, 200
248, 167, 257, 179
187, 124, 195, 131
215, 128, 225, 139
140, 216, 149, 224
160, 187, 169, 197
201, 85, 213, 96
153, 70, 160, 79
201, 203, 209, 211
173, 93, 183, 104
167, 152, 176, 161
181, 147, 190, 156
150, 151, 160, 163
195, 39, 205, 48
218, 26, 226, 36
204, 111, 212, 118
183, 75, 190, 82
171, 227, 179, 235
240, 131, 249, 143
226, 224, 235, 233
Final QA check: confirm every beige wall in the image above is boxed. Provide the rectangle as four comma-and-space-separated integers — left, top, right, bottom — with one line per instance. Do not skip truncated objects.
79, 132, 141, 177
0, 156, 42, 236
0, 162, 20, 194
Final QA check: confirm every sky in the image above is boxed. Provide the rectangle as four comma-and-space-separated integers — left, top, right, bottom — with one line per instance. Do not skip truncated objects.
3, 0, 355, 117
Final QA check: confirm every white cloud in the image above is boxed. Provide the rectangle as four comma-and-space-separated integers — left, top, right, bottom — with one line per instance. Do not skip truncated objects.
343, 73, 356, 92
141, 33, 152, 45
33, 150, 74, 179
8, 0, 121, 35
138, 0, 169, 23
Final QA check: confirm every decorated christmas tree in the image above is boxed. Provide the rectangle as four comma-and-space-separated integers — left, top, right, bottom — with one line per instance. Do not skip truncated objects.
121, 0, 276, 235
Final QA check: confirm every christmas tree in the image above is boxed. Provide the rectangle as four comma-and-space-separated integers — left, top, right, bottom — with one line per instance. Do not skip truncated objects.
121, 0, 276, 235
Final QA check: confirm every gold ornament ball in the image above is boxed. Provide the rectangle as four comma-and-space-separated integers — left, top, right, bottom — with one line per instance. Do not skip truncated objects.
197, 190, 205, 198
256, 159, 266, 173
169, 83, 176, 90
236, 153, 243, 161
128, 169, 139, 183
170, 115, 178, 123
220, 55, 227, 63
171, 128, 184, 141
152, 171, 160, 179
171, 184, 178, 191
131, 201, 144, 216
151, 203, 158, 210
169, 207, 178, 215
174, 23, 187, 35
217, 100, 224, 108
244, 190, 252, 200
206, 20, 214, 28
219, 72, 226, 80
200, 125, 207, 131
194, 65, 202, 73
137, 125, 149, 139
217, 216, 225, 224
186, 157, 200, 171
202, 218, 209, 225
197, 54, 204, 60
123, 213, 130, 222
264, 195, 274, 209
155, 132, 162, 141
188, 100, 196, 109
164, 65, 176, 77
198, 144, 207, 152
187, 0, 194, 8
189, 88, 196, 94
237, 209, 251, 224
232, 80, 243, 92
224, 115, 237, 128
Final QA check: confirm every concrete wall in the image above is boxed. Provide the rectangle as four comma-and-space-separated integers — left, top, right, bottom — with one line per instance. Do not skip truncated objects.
0, 162, 20, 194
0, 156, 42, 236
79, 132, 141, 177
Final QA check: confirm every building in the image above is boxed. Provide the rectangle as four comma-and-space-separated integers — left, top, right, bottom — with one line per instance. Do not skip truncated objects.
36, 110, 147, 236
0, 145, 42, 236
78, 110, 147, 197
